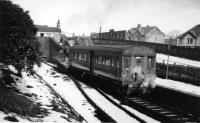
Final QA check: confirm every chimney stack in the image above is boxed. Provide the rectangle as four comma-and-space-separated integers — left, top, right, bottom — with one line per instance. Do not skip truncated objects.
137, 24, 142, 30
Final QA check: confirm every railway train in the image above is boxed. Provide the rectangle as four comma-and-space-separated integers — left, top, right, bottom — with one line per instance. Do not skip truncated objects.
68, 45, 156, 94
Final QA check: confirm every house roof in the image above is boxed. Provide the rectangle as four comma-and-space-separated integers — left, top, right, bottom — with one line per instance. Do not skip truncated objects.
36, 25, 61, 33
178, 25, 200, 39
128, 26, 164, 37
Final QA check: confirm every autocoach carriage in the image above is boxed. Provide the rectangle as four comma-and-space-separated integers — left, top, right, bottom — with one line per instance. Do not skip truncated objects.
68, 45, 156, 94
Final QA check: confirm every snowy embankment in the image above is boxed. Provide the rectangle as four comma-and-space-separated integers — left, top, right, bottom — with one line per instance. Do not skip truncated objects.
34, 63, 100, 123
0, 66, 84, 122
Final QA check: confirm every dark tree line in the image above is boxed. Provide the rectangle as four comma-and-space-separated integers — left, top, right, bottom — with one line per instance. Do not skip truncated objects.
0, 0, 41, 75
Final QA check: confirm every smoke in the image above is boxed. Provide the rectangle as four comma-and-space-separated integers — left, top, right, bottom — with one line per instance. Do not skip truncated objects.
63, 0, 200, 35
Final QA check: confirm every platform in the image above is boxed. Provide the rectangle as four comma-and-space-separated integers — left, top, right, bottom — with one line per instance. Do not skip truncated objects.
155, 77, 200, 98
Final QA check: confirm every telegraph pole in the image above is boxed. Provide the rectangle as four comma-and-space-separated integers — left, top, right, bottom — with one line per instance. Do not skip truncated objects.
166, 38, 171, 79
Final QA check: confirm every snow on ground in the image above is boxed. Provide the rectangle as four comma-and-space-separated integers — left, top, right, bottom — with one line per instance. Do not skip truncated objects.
34, 63, 100, 123
156, 53, 200, 68
34, 63, 161, 123
104, 95, 160, 123
156, 53, 200, 97
0, 111, 32, 123
0, 66, 84, 122
12, 72, 81, 122
155, 77, 200, 97
80, 83, 160, 123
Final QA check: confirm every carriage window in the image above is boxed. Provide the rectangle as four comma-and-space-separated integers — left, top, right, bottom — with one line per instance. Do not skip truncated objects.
106, 57, 111, 66
124, 58, 129, 68
80, 52, 84, 61
86, 53, 89, 62
81, 53, 83, 61
96, 55, 103, 65
75, 52, 78, 60
148, 57, 154, 68
83, 53, 88, 62
136, 57, 142, 66
116, 57, 119, 68
111, 57, 115, 67
102, 56, 106, 65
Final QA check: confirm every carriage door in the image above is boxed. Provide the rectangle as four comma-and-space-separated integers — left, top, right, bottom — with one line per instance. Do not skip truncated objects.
89, 51, 94, 73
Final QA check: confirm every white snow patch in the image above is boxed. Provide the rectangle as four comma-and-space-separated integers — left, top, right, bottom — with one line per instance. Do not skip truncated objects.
157, 53, 200, 68
81, 83, 160, 123
155, 77, 200, 97
0, 111, 31, 123
35, 63, 100, 123
0, 65, 85, 122
8, 65, 18, 74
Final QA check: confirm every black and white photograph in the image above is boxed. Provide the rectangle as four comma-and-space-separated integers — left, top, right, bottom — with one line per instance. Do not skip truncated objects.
0, 0, 200, 122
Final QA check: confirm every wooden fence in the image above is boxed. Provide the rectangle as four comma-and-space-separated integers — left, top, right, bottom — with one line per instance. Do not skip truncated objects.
156, 63, 200, 86
92, 38, 200, 61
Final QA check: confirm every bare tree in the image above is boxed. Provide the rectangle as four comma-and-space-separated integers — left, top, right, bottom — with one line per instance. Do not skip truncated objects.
166, 30, 181, 39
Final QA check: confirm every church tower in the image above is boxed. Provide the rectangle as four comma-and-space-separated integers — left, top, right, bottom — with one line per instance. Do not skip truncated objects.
57, 19, 60, 29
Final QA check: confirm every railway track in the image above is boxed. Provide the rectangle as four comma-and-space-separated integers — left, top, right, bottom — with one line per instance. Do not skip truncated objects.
43, 61, 200, 123
42, 61, 116, 122
125, 96, 198, 123
69, 75, 116, 123
69, 70, 200, 123
43, 61, 152, 122
94, 85, 199, 123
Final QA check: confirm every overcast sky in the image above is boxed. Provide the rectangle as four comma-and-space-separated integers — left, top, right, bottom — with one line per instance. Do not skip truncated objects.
13, 0, 200, 36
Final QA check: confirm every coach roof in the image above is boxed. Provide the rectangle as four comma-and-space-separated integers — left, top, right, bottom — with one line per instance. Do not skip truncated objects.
70, 45, 155, 56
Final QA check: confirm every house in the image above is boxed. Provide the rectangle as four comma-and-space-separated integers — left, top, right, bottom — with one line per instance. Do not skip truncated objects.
177, 25, 200, 47
127, 24, 165, 44
36, 20, 61, 43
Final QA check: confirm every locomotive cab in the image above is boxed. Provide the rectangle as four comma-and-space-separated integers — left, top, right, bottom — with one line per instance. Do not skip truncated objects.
122, 46, 156, 94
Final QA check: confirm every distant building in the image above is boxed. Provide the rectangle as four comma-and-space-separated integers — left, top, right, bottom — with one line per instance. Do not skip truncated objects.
91, 29, 127, 40
36, 20, 61, 43
127, 24, 165, 44
177, 25, 200, 47
91, 25, 165, 44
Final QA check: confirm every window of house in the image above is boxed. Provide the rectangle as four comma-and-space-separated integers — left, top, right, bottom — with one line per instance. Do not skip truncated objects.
136, 36, 140, 41
190, 38, 193, 44
128, 36, 131, 40
187, 38, 190, 44
40, 33, 44, 37
120, 34, 122, 39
